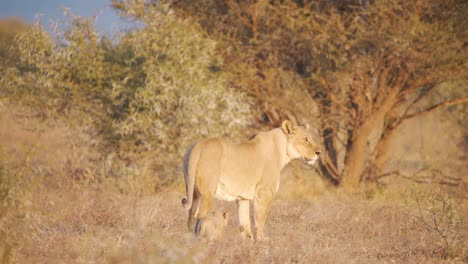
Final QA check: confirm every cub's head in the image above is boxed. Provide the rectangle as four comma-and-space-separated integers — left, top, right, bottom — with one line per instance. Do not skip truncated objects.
213, 211, 229, 226
281, 120, 321, 165
222, 212, 229, 226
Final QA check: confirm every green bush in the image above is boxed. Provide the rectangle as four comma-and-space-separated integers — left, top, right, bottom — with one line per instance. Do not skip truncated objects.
0, 4, 254, 185
114, 5, 253, 180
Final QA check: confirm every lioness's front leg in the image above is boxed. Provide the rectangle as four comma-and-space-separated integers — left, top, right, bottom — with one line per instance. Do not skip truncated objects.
237, 199, 253, 240
253, 188, 274, 241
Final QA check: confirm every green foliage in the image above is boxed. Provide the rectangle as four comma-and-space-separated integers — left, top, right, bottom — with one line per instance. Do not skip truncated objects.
113, 4, 252, 179
0, 4, 253, 185
0, 17, 28, 68
1, 0, 465, 188
1, 17, 107, 119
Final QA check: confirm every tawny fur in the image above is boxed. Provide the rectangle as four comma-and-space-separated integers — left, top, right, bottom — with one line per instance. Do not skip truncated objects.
182, 120, 320, 240
197, 211, 229, 243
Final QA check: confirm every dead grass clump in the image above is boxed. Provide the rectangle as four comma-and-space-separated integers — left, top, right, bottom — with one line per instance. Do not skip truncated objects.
5, 172, 467, 263
196, 190, 466, 264
405, 184, 465, 259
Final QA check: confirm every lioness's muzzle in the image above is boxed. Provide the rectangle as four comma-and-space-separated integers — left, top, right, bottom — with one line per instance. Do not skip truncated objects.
304, 156, 318, 166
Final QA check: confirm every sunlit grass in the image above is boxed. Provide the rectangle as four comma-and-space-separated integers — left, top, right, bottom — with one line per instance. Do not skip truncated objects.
0, 106, 466, 263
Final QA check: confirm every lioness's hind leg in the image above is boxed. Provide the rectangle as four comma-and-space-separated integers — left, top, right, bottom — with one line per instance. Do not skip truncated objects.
237, 199, 253, 240
194, 195, 214, 235
191, 139, 221, 235
187, 193, 200, 232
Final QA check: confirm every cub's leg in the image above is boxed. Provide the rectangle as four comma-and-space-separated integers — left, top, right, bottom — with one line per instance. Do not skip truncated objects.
236, 199, 253, 240
253, 188, 274, 241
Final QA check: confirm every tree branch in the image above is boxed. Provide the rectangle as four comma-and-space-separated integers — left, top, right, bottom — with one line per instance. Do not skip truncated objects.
224, 0, 253, 30
322, 152, 341, 180
376, 169, 463, 187
373, 66, 391, 106
403, 97, 468, 121
400, 77, 436, 97
251, 0, 267, 41
384, 85, 436, 131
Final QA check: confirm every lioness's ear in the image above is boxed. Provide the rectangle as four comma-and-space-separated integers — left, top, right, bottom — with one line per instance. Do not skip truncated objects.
281, 120, 295, 135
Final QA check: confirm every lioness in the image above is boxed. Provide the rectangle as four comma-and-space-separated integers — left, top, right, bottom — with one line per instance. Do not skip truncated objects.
182, 120, 320, 240
196, 211, 229, 243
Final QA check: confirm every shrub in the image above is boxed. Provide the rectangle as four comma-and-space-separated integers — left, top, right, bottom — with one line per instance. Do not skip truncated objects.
406, 185, 464, 258
0, 5, 254, 186
114, 5, 253, 181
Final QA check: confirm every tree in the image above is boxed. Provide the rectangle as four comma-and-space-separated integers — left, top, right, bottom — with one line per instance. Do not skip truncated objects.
166, 0, 467, 189
311, 0, 468, 188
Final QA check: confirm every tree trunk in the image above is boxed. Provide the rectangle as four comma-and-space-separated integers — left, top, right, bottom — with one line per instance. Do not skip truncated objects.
319, 127, 340, 185
363, 127, 398, 182
341, 119, 376, 189
341, 88, 400, 190
323, 127, 338, 168
373, 129, 397, 177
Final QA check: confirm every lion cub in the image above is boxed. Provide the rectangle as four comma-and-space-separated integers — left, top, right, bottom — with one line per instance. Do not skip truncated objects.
198, 211, 229, 243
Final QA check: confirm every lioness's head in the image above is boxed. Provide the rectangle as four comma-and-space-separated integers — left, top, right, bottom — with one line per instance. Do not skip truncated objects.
281, 120, 321, 165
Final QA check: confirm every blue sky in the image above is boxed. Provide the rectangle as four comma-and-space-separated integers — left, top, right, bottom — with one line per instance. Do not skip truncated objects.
0, 0, 129, 34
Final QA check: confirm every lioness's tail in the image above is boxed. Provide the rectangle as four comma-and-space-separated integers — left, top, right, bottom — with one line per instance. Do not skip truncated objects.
182, 143, 200, 211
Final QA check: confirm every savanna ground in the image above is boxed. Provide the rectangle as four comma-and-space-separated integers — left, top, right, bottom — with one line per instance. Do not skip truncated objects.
1, 105, 466, 264
1, 1, 467, 263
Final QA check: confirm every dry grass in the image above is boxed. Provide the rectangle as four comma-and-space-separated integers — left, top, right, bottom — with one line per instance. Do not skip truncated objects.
5, 183, 466, 264
1, 106, 466, 264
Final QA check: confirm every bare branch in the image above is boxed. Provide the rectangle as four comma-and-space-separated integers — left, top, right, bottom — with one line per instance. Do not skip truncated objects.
375, 170, 401, 180
224, 0, 253, 30
393, 63, 414, 92
373, 66, 391, 107
376, 169, 463, 187
251, 0, 267, 41
322, 151, 341, 180
328, 92, 355, 119
384, 85, 437, 131
401, 66, 464, 97
369, 55, 384, 79
401, 78, 432, 96
403, 97, 468, 121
